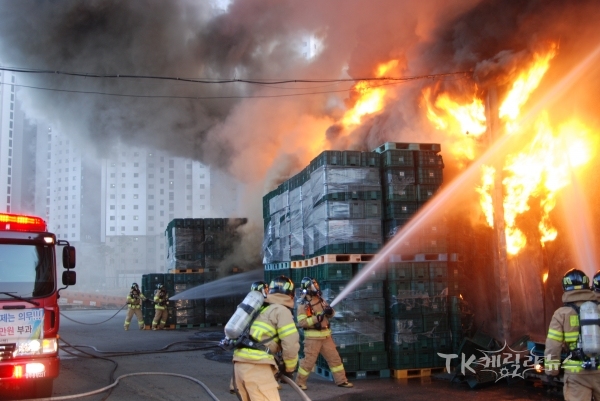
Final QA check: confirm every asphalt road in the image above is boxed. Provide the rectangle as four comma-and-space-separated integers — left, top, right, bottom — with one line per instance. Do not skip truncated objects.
2, 309, 563, 401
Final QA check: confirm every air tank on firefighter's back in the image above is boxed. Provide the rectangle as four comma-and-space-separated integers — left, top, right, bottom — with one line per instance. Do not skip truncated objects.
224, 290, 264, 340
580, 301, 600, 357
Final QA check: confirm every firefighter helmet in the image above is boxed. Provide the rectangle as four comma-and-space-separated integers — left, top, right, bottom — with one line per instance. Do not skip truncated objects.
300, 277, 321, 296
269, 275, 294, 296
592, 271, 600, 293
131, 283, 139, 291
251, 281, 269, 298
562, 268, 590, 291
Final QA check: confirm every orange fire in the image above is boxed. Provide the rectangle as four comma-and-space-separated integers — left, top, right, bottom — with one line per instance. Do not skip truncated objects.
426, 43, 597, 255
423, 86, 486, 168
341, 60, 399, 127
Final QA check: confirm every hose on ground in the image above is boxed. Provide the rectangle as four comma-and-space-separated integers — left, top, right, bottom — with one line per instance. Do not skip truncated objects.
23, 372, 221, 401
280, 375, 313, 401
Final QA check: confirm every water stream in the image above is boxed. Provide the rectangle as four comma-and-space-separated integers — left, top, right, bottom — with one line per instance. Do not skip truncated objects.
169, 269, 263, 300
332, 43, 600, 307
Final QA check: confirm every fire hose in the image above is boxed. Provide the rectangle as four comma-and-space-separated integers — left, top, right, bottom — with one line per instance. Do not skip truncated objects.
280, 375, 313, 401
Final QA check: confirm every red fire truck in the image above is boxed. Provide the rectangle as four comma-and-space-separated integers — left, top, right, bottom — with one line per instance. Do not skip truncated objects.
0, 212, 76, 398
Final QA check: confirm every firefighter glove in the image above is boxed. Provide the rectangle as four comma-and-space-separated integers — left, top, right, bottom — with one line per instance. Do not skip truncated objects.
323, 306, 333, 316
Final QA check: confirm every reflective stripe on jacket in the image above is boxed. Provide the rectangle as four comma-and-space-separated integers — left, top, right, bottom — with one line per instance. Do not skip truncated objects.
544, 289, 600, 374
233, 292, 300, 371
296, 295, 334, 338
154, 290, 168, 310
127, 292, 146, 309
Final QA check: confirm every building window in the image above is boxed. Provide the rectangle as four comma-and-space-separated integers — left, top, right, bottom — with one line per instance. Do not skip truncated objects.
110, 227, 115, 231
110, 205, 115, 210
148, 205, 154, 210
199, 195, 205, 199
134, 173, 139, 178
121, 216, 125, 220
122, 173, 126, 178
200, 184, 205, 189
110, 216, 115, 220
134, 205, 138, 210
134, 226, 139, 231
133, 216, 139, 220
121, 226, 125, 231
133, 194, 138, 199
200, 205, 205, 210
169, 192, 174, 200
169, 171, 174, 179
134, 184, 138, 188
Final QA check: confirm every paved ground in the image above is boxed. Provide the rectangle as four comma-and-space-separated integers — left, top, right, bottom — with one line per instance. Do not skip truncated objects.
2, 308, 564, 401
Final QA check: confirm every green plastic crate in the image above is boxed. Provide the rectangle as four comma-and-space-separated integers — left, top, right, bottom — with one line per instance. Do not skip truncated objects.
389, 350, 416, 370
359, 351, 389, 370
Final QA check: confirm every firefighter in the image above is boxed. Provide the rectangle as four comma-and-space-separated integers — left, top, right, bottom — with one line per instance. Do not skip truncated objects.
152, 283, 169, 330
124, 282, 146, 331
232, 275, 299, 401
229, 280, 273, 395
592, 271, 600, 301
544, 268, 600, 400
295, 277, 353, 390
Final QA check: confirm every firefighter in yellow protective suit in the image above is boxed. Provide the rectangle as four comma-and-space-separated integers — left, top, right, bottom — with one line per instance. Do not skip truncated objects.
295, 277, 353, 390
232, 275, 299, 401
544, 268, 600, 400
124, 282, 146, 330
152, 283, 169, 330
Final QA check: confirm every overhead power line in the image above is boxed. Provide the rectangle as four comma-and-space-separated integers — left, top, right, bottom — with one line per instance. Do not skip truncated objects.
0, 65, 471, 84
0, 66, 472, 100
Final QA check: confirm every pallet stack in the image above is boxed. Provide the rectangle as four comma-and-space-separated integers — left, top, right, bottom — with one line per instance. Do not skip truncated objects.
263, 142, 469, 380
263, 150, 383, 264
166, 217, 247, 272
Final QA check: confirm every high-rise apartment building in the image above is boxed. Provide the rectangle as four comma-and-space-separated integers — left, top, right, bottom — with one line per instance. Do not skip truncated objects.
0, 70, 36, 214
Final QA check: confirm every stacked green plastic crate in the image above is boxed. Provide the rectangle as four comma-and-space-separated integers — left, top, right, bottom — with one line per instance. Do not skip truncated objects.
374, 142, 454, 370
262, 150, 384, 265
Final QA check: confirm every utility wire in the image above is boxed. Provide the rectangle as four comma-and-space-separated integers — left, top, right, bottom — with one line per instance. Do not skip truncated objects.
0, 66, 472, 100
0, 65, 471, 85
3, 74, 470, 101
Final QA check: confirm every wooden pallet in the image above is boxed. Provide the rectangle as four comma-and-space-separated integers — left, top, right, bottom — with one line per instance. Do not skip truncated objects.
144, 324, 176, 330
392, 367, 446, 379
169, 268, 206, 274
290, 254, 375, 268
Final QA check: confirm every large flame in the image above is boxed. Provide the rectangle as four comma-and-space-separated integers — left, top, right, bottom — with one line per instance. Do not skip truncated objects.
425, 44, 597, 255
341, 60, 399, 127
423, 85, 486, 168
